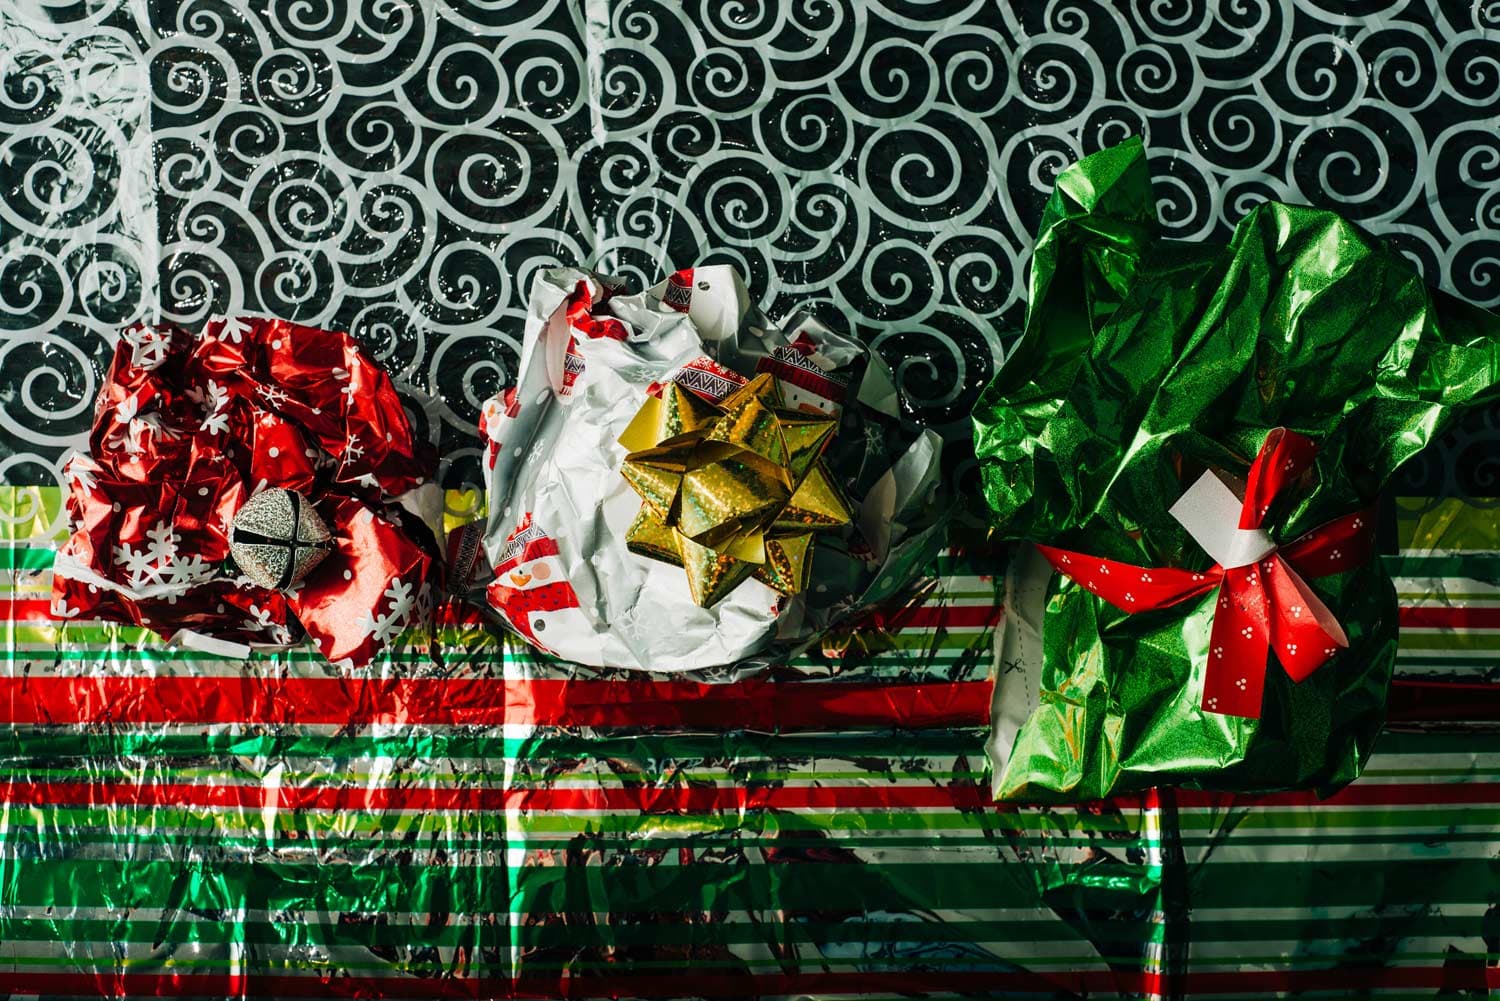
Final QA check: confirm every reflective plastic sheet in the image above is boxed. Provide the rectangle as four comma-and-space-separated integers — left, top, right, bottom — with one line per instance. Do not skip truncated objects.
4, 1, 1500, 999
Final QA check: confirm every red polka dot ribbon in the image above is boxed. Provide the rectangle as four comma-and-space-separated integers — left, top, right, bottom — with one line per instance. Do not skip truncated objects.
1036, 429, 1375, 719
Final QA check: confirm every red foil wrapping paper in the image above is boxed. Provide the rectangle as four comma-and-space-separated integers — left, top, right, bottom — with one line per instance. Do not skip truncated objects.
51, 317, 435, 667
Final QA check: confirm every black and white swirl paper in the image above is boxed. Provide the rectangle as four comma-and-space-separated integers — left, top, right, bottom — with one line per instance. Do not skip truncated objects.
2, 0, 1500, 509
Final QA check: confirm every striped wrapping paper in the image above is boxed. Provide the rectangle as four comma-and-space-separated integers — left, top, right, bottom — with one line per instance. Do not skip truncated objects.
1391, 496, 1500, 688
1, 485, 1498, 998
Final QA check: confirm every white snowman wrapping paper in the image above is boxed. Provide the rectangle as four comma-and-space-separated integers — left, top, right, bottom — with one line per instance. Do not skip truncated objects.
478, 265, 945, 671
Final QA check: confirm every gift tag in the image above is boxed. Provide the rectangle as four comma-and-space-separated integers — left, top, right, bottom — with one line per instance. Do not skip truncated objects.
1169, 470, 1275, 569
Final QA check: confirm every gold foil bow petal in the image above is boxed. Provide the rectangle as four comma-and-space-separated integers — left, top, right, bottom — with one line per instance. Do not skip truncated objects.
619, 373, 851, 606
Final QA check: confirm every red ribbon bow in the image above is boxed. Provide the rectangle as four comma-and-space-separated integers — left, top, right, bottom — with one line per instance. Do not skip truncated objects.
1036, 429, 1375, 718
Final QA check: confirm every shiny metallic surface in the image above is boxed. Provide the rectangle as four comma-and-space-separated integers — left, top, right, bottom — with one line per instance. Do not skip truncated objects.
976, 139, 1500, 802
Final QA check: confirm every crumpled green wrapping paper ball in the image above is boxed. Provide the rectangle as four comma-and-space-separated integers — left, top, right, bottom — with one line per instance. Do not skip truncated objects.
974, 137, 1500, 803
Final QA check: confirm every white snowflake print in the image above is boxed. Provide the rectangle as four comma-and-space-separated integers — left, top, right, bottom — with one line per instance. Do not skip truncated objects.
65, 456, 97, 494
203, 382, 231, 435
332, 366, 359, 402
127, 413, 177, 455
120, 325, 172, 372
110, 523, 215, 591
163, 552, 214, 588
257, 384, 290, 407
50, 596, 81, 619
186, 379, 233, 435
246, 602, 293, 644
217, 316, 253, 344
143, 523, 176, 562
356, 577, 417, 647
344, 434, 365, 461
112, 538, 163, 588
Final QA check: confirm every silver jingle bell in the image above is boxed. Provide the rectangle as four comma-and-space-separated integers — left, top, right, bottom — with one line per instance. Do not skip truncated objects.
229, 488, 333, 591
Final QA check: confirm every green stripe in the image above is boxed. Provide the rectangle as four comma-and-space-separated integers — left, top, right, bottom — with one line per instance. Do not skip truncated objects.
8, 629, 994, 659
0, 955, 1122, 975
0, 832, 1095, 853
0, 860, 1128, 912
0, 728, 988, 761
0, 547, 52, 569
0, 805, 1013, 838
1177, 807, 1500, 830
1191, 860, 1500, 908
0, 763, 990, 784
0, 804, 1092, 839
1369, 731, 1500, 755
0, 724, 1472, 767
1386, 631, 1500, 651
1, 800, 1492, 839
0, 909, 1491, 959
1383, 554, 1500, 578
1173, 831, 1500, 846
4, 550, 996, 588
1190, 914, 1500, 942
0, 915, 1147, 950
1393, 655, 1500, 667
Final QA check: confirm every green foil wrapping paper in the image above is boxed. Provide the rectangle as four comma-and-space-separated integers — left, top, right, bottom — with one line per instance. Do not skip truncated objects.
975, 138, 1500, 803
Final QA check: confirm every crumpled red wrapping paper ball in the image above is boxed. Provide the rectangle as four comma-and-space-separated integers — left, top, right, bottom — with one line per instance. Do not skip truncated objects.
52, 316, 436, 667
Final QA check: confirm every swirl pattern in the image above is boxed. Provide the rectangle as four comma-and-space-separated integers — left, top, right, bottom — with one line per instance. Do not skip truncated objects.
2, 0, 1500, 498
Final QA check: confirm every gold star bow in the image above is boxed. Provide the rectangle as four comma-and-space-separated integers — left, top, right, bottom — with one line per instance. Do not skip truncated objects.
618, 372, 852, 606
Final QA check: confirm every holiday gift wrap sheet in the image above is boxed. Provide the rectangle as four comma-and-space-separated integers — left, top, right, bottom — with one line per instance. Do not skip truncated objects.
9, 490, 1500, 997
4, 0, 1500, 998
6, 494, 1164, 997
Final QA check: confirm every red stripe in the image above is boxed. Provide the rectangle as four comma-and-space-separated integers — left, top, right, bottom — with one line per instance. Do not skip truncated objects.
1400, 605, 1500, 628
5, 966, 1497, 998
1177, 966, 1500, 995
17, 600, 998, 630
0, 676, 990, 729
1388, 678, 1500, 722
8, 598, 52, 622
23, 771, 1500, 814
23, 597, 1492, 632
880, 602, 997, 628
20, 598, 1500, 631
0, 970, 1148, 999
0, 778, 994, 813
